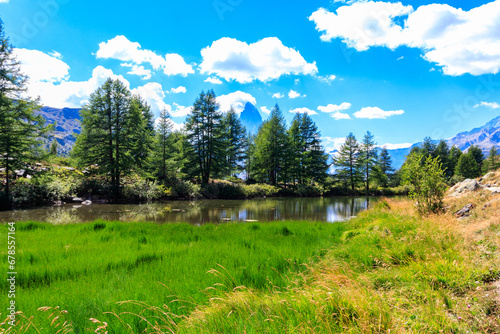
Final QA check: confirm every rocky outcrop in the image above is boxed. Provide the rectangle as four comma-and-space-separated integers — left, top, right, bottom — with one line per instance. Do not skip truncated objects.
448, 179, 483, 197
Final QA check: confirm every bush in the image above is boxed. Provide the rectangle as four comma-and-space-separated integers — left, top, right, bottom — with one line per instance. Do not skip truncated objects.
402, 153, 447, 215
242, 184, 279, 198
201, 180, 246, 199
170, 180, 201, 199
123, 176, 166, 203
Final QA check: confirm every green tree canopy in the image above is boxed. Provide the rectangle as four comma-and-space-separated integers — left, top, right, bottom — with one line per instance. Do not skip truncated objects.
334, 133, 361, 192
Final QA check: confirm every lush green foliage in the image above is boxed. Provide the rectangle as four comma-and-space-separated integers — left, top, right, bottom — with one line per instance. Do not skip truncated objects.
72, 79, 155, 199
0, 20, 52, 202
401, 152, 447, 214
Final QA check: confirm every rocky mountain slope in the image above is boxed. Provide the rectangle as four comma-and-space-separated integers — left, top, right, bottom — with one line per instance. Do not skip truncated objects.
37, 107, 82, 156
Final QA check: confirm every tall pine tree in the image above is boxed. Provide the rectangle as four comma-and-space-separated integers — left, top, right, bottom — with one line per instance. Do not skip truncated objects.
185, 90, 224, 184
334, 133, 361, 192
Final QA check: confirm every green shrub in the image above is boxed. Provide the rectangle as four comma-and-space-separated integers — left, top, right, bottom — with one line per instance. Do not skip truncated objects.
123, 176, 166, 202
242, 184, 279, 198
170, 180, 201, 199
201, 180, 245, 199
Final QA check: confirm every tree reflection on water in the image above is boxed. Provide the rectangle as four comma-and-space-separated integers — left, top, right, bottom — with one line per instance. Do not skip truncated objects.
0, 197, 376, 225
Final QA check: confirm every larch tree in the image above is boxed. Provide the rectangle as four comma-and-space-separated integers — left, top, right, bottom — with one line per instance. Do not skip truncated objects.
253, 104, 287, 186
334, 133, 361, 192
72, 78, 150, 200
221, 107, 247, 178
360, 131, 377, 192
185, 90, 224, 184
0, 19, 52, 201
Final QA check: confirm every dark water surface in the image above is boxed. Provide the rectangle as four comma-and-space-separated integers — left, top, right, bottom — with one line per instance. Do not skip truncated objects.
0, 197, 375, 224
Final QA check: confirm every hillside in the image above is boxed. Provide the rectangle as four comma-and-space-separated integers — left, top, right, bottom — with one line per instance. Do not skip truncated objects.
37, 107, 82, 156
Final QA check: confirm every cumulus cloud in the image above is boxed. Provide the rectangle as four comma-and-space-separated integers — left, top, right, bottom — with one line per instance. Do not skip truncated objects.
171, 103, 192, 117
14, 48, 69, 83
96, 35, 194, 76
168, 86, 187, 94
289, 107, 318, 115
131, 82, 169, 114
200, 37, 318, 83
318, 102, 351, 113
474, 101, 500, 109
288, 90, 305, 99
260, 106, 272, 114
353, 106, 404, 119
122, 64, 152, 80
16, 48, 130, 107
272, 92, 284, 99
216, 91, 257, 114
310, 1, 500, 76
317, 74, 337, 83
205, 77, 223, 84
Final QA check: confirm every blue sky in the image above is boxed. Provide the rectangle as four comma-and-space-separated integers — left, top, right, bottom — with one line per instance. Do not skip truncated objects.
2, 0, 500, 151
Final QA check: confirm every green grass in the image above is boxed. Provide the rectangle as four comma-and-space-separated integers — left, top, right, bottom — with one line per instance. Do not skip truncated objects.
0, 220, 346, 333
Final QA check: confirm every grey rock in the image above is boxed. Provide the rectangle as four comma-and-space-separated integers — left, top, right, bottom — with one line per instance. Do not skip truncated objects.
455, 203, 474, 217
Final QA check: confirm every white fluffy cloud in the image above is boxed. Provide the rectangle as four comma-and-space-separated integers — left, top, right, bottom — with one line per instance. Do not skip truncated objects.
289, 107, 318, 115
14, 48, 69, 83
317, 74, 337, 83
169, 86, 187, 94
318, 102, 351, 113
272, 92, 284, 99
217, 91, 257, 114
310, 1, 500, 76
200, 37, 318, 83
353, 106, 404, 119
474, 101, 500, 109
131, 82, 169, 114
318, 103, 351, 119
171, 103, 192, 118
122, 64, 152, 80
96, 35, 194, 76
288, 90, 303, 99
16, 48, 130, 107
260, 106, 272, 114
205, 77, 223, 84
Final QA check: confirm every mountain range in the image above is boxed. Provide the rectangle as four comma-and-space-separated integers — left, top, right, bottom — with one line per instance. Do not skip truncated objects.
387, 115, 500, 169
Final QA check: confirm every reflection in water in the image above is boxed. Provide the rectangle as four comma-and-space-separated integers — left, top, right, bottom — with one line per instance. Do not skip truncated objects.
0, 197, 376, 225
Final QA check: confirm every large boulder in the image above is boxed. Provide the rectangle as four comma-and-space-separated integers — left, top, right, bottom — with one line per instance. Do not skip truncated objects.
448, 179, 483, 197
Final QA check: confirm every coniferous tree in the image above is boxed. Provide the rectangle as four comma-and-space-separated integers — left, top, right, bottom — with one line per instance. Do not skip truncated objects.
448, 145, 463, 177
253, 104, 287, 185
72, 78, 149, 199
0, 20, 52, 200
151, 107, 174, 180
375, 147, 394, 187
488, 146, 498, 171
468, 145, 485, 171
421, 137, 436, 158
455, 153, 480, 179
360, 131, 377, 192
435, 140, 450, 177
49, 140, 58, 157
287, 114, 302, 185
298, 114, 329, 185
185, 90, 224, 184
334, 133, 361, 192
221, 108, 247, 178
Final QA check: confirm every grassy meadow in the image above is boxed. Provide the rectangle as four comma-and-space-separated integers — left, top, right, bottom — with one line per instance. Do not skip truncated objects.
2, 193, 500, 333
0, 220, 346, 333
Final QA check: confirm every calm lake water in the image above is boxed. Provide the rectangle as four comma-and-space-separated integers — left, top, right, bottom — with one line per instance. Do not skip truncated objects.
0, 197, 375, 224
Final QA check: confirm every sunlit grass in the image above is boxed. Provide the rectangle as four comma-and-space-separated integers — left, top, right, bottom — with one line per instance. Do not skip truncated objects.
0, 220, 345, 333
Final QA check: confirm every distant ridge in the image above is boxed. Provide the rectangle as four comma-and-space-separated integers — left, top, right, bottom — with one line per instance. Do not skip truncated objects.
387, 114, 500, 169
37, 107, 82, 156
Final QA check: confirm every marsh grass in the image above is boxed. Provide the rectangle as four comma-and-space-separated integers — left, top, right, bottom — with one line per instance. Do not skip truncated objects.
0, 220, 345, 333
